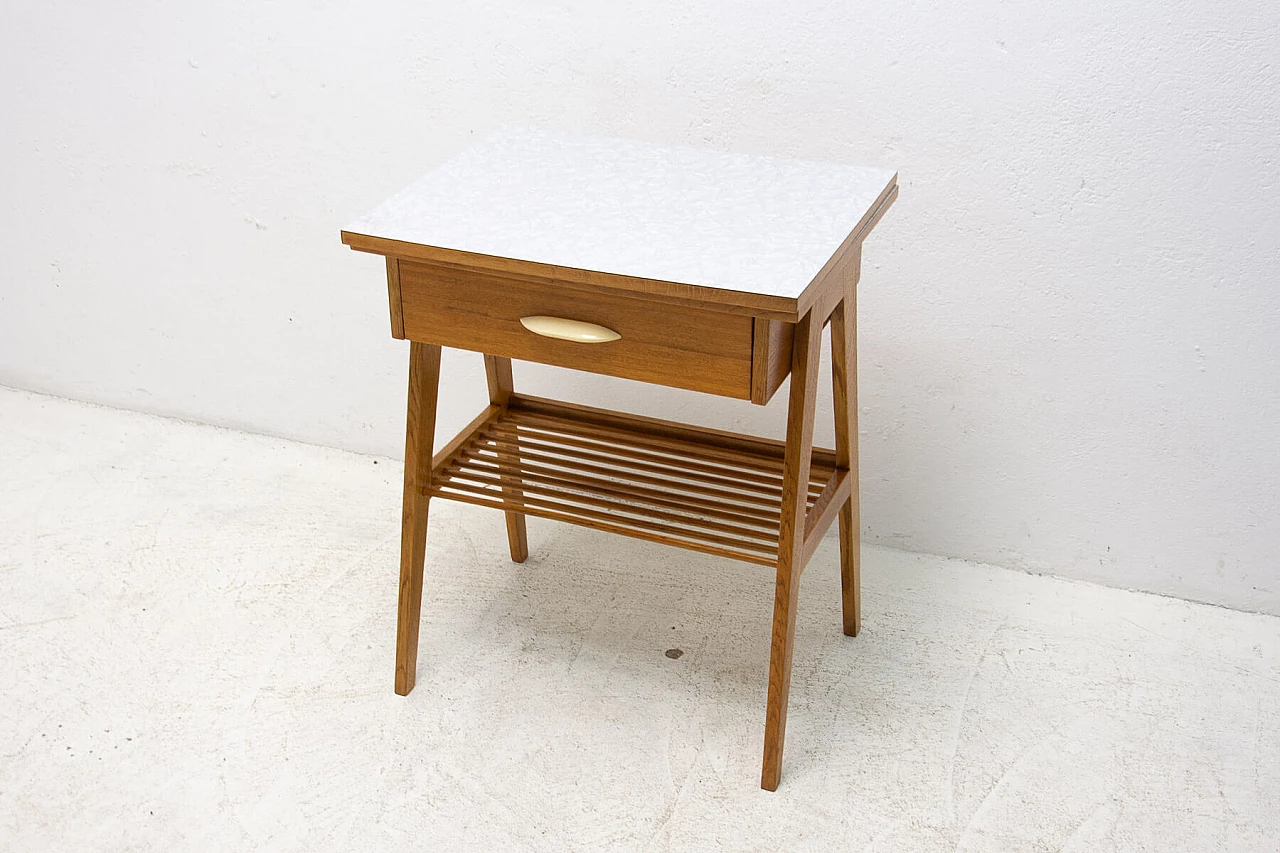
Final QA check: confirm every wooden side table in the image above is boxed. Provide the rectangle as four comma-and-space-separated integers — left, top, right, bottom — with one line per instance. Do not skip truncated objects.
341, 128, 897, 790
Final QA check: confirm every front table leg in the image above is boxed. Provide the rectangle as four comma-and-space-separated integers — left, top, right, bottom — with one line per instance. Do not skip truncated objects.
395, 341, 442, 695
761, 309, 823, 790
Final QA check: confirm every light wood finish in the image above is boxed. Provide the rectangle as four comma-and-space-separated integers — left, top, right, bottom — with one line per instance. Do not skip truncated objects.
395, 342, 441, 696
751, 317, 796, 405
349, 137, 894, 790
349, 242, 802, 320
509, 393, 838, 469
429, 398, 833, 567
398, 260, 756, 399
411, 330, 860, 789
830, 252, 862, 637
377, 271, 869, 789
429, 404, 503, 475
800, 470, 853, 572
345, 232, 805, 321
484, 354, 528, 563
385, 257, 406, 339
761, 308, 824, 791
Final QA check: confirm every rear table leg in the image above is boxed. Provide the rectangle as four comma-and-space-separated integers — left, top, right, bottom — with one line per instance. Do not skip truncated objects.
830, 279, 861, 637
485, 354, 529, 563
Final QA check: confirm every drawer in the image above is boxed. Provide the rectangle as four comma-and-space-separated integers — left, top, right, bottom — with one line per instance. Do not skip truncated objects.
396, 260, 760, 399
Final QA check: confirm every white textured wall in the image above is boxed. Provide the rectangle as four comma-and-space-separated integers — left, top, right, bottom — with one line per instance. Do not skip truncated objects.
3, 2, 1278, 614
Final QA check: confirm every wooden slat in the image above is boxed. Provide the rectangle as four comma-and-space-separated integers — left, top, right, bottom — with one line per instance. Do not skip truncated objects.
512, 408, 794, 472
453, 447, 783, 527
494, 420, 795, 485
433, 479, 778, 559
484, 423, 826, 497
501, 417, 831, 488
427, 396, 840, 568
508, 394, 839, 469
467, 436, 822, 518
441, 463, 779, 545
429, 404, 504, 477
446, 439, 810, 515
431, 486, 778, 565
509, 405, 837, 477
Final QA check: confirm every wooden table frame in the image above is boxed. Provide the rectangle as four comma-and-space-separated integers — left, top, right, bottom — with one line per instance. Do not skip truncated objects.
343, 131, 897, 790
390, 247, 865, 791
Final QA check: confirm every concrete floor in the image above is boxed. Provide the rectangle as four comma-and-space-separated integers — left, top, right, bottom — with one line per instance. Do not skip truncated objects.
1, 387, 1277, 852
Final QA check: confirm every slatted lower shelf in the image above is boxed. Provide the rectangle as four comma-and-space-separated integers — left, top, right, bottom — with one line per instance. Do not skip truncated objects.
429, 396, 838, 566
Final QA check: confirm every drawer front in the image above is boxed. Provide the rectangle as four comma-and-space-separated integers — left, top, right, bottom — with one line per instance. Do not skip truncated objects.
397, 260, 755, 398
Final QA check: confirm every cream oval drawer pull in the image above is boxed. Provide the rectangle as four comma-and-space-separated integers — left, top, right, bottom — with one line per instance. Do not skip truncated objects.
519, 316, 621, 343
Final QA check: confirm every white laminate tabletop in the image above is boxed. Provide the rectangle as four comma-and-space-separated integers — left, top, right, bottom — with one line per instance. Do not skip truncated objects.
344, 127, 896, 300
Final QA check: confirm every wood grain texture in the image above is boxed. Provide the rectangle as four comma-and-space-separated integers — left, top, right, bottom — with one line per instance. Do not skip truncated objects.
761, 308, 823, 791
461, 442, 788, 525
751, 318, 770, 404
766, 322, 796, 405
830, 252, 862, 637
748, 318, 796, 406
385, 257, 405, 339
344, 233, 803, 321
800, 469, 852, 571
357, 148, 894, 789
427, 400, 830, 567
509, 394, 837, 469
484, 354, 528, 563
430, 405, 503, 475
487, 421, 827, 494
395, 341, 441, 696
398, 261, 754, 398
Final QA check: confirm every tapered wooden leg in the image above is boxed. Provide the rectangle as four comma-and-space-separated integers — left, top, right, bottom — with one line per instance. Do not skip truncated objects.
484, 354, 529, 563
761, 309, 823, 791
830, 274, 861, 636
395, 342, 442, 696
